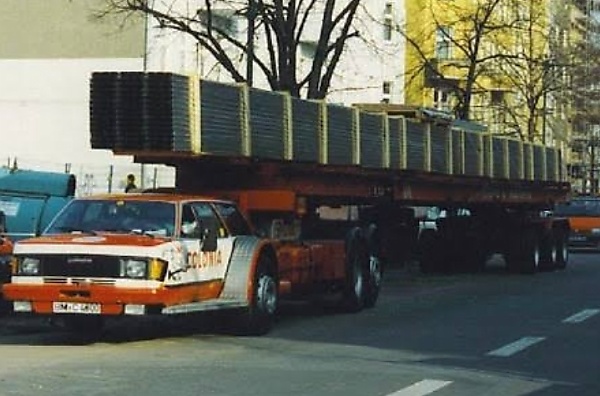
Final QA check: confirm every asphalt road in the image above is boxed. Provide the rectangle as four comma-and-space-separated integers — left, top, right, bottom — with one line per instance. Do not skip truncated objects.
0, 253, 598, 396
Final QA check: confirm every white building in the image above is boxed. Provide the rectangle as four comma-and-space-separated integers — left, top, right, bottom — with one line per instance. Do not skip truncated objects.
0, 0, 405, 194
145, 0, 406, 105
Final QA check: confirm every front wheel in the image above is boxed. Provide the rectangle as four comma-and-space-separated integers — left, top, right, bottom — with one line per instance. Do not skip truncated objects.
236, 255, 278, 335
340, 228, 368, 313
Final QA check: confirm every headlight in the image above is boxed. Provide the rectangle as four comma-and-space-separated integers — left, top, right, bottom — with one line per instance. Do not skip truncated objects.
119, 258, 147, 279
592, 228, 600, 235
19, 257, 41, 275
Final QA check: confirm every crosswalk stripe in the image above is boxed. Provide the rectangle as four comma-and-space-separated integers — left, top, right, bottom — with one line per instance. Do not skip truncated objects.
487, 336, 546, 357
387, 379, 453, 396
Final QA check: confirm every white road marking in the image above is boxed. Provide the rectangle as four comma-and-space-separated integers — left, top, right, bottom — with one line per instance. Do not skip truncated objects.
562, 309, 600, 324
487, 336, 546, 357
387, 379, 452, 396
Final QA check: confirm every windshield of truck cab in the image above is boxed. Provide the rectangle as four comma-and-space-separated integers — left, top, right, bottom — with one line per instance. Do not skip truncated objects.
45, 199, 176, 237
554, 198, 600, 217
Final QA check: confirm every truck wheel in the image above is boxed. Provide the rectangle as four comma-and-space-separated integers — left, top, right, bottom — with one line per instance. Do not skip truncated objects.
540, 233, 558, 270
237, 255, 278, 335
555, 231, 568, 270
363, 224, 382, 309
341, 228, 367, 312
418, 230, 442, 274
520, 230, 541, 274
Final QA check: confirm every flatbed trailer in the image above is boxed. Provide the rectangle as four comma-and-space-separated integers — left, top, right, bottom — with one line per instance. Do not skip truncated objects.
1, 72, 571, 334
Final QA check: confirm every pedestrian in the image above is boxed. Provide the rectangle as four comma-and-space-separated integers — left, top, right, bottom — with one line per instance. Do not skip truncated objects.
125, 174, 137, 193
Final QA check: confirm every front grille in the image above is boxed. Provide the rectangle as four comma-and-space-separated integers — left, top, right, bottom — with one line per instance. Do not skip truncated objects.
43, 277, 116, 285
39, 255, 122, 278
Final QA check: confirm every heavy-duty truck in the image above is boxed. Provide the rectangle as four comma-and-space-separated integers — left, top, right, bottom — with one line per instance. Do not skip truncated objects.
2, 72, 571, 334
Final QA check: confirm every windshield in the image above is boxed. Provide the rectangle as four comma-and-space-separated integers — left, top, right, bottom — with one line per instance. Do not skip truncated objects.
554, 198, 600, 217
45, 199, 176, 237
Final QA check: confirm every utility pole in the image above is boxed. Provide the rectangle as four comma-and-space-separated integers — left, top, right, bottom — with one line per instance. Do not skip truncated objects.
246, 0, 256, 87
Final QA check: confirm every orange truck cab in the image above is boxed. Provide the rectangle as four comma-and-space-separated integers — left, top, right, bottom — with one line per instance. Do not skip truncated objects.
554, 196, 600, 249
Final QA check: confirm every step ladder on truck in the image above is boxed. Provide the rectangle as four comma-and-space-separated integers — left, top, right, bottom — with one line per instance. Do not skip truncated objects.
2, 72, 571, 334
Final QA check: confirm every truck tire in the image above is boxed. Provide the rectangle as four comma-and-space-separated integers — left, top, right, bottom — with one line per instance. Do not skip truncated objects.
555, 230, 569, 270
540, 233, 558, 270
341, 228, 368, 312
237, 254, 278, 335
418, 229, 442, 274
520, 230, 541, 274
363, 224, 382, 309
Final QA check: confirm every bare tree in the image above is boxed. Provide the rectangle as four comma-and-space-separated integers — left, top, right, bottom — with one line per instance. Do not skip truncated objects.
402, 0, 523, 121
100, 0, 362, 99
490, 0, 566, 142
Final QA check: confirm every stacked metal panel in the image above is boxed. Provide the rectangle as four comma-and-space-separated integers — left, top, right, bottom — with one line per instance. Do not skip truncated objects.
524, 144, 534, 180
248, 88, 286, 160
359, 113, 384, 168
388, 117, 404, 170
405, 120, 426, 171
451, 129, 464, 175
430, 125, 448, 174
89, 72, 193, 152
326, 104, 355, 165
547, 148, 561, 181
145, 73, 191, 151
508, 140, 522, 180
533, 145, 546, 180
464, 131, 481, 176
492, 138, 506, 179
89, 72, 119, 149
199, 80, 243, 156
291, 98, 320, 162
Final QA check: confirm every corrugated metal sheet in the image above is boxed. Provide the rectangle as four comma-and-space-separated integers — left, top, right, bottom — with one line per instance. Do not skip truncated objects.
200, 80, 243, 156
464, 132, 480, 176
114, 72, 145, 151
493, 138, 505, 179
430, 125, 448, 173
534, 145, 545, 180
508, 140, 522, 180
524, 144, 534, 180
359, 112, 384, 168
89, 72, 119, 149
451, 129, 463, 174
249, 88, 285, 160
406, 120, 425, 171
326, 104, 354, 165
146, 73, 191, 151
291, 98, 320, 162
388, 117, 403, 169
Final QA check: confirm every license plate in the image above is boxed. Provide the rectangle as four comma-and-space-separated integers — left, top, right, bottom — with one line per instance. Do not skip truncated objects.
52, 302, 101, 314
569, 236, 587, 242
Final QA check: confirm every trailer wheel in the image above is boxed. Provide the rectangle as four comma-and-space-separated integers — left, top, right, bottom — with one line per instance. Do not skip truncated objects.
540, 233, 558, 270
237, 254, 278, 335
418, 229, 442, 274
520, 230, 541, 274
341, 228, 367, 312
363, 224, 382, 308
555, 231, 569, 270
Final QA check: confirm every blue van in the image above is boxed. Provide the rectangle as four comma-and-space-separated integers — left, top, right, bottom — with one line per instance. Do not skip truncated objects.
0, 168, 75, 242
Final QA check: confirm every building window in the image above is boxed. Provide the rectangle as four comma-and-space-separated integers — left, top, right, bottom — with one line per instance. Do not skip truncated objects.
382, 81, 392, 103
490, 90, 505, 105
435, 26, 452, 59
433, 89, 451, 111
383, 19, 393, 41
383, 2, 393, 41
